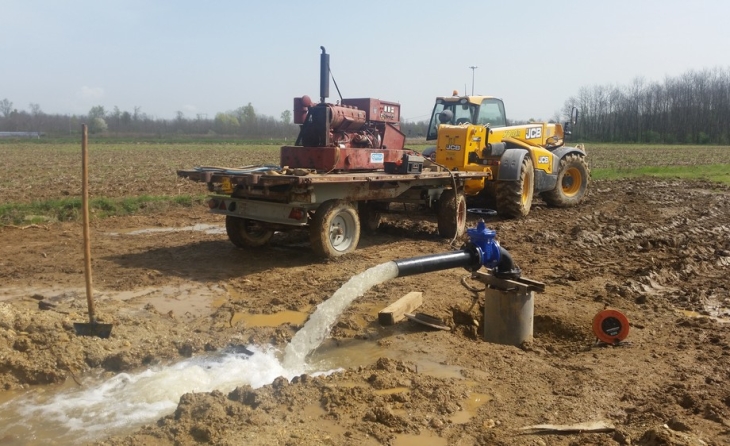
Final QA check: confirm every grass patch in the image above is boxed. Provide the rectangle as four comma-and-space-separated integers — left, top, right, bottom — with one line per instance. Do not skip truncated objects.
591, 164, 730, 185
0, 195, 205, 225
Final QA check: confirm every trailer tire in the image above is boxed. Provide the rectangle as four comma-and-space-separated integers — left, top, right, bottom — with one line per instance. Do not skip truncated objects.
226, 216, 274, 248
437, 189, 467, 239
310, 200, 361, 258
496, 156, 534, 218
541, 153, 590, 207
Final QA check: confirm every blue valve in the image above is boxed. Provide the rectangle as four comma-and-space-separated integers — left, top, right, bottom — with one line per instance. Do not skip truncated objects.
466, 219, 502, 270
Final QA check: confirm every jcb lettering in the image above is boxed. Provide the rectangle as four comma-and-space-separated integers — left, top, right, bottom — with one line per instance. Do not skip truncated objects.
538, 156, 549, 164
446, 145, 461, 151
526, 127, 542, 139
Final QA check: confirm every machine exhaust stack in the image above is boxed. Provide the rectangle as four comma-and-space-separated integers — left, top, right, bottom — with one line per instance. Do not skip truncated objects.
319, 46, 329, 103
392, 220, 544, 346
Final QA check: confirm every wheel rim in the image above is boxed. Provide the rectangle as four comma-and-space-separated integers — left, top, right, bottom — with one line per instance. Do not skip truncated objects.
521, 171, 532, 206
329, 212, 356, 252
457, 197, 466, 228
562, 167, 582, 197
243, 220, 271, 242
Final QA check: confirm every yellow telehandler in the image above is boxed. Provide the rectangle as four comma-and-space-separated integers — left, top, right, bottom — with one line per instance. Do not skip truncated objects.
423, 92, 589, 218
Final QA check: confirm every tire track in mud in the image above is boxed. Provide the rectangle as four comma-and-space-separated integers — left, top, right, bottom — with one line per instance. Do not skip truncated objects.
494, 180, 729, 320
548, 180, 730, 317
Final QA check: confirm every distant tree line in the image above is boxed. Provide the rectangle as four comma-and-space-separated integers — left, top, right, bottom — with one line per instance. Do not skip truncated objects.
0, 99, 301, 140
4, 65, 729, 144
562, 67, 730, 144
0, 97, 432, 141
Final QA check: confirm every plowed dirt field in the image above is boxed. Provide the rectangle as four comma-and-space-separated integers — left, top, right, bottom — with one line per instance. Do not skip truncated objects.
1, 177, 730, 445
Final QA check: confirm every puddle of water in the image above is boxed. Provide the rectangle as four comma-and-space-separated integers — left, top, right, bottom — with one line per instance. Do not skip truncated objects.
231, 309, 310, 327
111, 283, 228, 320
309, 337, 464, 380
450, 392, 491, 424
678, 309, 702, 318
393, 433, 448, 446
676, 308, 730, 324
354, 301, 389, 317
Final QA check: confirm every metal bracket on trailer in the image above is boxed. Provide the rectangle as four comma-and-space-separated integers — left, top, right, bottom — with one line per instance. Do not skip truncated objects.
208, 195, 310, 226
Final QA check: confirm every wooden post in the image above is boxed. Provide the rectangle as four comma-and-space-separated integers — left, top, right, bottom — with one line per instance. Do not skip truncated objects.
81, 124, 96, 324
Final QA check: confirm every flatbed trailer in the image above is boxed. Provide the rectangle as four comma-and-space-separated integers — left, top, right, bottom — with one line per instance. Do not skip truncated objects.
177, 166, 491, 257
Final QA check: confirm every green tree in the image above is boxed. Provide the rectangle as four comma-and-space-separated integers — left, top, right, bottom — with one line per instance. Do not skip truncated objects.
29, 103, 42, 116
0, 98, 13, 117
88, 105, 106, 119
214, 112, 239, 134
121, 111, 132, 126
280, 110, 292, 125
240, 103, 256, 126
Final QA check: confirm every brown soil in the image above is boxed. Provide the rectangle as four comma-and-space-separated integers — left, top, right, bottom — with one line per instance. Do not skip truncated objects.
1, 178, 729, 445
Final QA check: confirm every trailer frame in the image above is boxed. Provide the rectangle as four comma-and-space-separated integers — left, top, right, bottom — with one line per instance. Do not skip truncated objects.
178, 166, 492, 257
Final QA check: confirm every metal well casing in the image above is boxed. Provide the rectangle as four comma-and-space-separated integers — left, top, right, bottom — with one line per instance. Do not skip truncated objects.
475, 271, 544, 346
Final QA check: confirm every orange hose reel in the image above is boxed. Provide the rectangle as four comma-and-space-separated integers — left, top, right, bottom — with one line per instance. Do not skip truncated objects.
592, 309, 630, 344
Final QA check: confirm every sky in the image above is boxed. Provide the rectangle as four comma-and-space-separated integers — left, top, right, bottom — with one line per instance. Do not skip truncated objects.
2, 0, 730, 123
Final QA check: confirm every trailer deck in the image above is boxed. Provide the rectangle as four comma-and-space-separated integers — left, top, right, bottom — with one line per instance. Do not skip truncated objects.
177, 166, 491, 188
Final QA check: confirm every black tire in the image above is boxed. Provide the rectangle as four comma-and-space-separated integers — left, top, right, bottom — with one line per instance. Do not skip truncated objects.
437, 189, 467, 238
310, 200, 361, 258
358, 202, 382, 234
541, 153, 590, 207
225, 216, 274, 248
495, 156, 534, 218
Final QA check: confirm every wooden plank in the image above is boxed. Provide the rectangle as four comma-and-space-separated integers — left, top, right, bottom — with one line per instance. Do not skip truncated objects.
520, 420, 615, 434
378, 292, 423, 326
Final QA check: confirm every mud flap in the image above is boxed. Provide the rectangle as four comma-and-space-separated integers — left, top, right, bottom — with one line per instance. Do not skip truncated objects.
497, 149, 528, 181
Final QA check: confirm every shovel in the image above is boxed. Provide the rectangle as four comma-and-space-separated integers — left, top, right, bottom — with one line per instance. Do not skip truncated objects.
74, 124, 113, 338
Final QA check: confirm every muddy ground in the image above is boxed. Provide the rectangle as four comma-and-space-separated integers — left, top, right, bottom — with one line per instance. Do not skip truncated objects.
1, 178, 729, 445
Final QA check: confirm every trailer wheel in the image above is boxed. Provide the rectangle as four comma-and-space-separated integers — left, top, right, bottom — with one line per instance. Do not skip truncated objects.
310, 200, 361, 257
226, 216, 274, 248
541, 153, 590, 207
358, 202, 382, 234
437, 189, 467, 239
495, 156, 534, 218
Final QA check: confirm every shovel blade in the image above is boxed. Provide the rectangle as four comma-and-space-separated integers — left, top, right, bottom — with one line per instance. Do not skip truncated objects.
74, 322, 113, 338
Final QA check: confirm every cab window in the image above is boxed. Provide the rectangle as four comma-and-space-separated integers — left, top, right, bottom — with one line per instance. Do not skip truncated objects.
477, 99, 506, 127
